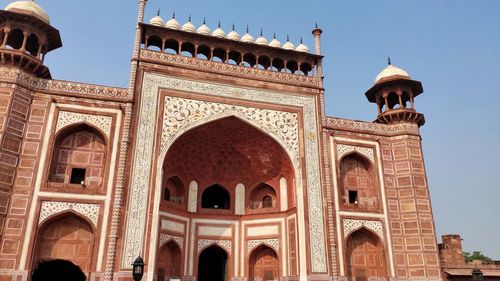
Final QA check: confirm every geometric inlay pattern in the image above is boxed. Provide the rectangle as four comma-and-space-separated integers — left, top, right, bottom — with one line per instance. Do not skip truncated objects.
247, 239, 279, 254
161, 96, 299, 161
38, 201, 100, 228
197, 239, 232, 254
343, 219, 384, 241
56, 111, 112, 138
336, 144, 374, 163
159, 233, 184, 250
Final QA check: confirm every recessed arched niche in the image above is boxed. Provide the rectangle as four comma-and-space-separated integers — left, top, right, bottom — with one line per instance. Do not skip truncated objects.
161, 116, 295, 215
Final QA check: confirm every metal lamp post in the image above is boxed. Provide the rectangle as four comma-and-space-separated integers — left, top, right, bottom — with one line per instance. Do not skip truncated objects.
132, 256, 145, 281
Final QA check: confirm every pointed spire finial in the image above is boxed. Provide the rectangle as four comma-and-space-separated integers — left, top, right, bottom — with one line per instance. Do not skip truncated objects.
232, 23, 235, 30
315, 22, 318, 28
273, 32, 276, 39
388, 56, 391, 65
246, 25, 249, 33
218, 20, 221, 28
203, 17, 206, 24
188, 14, 191, 22
172, 11, 175, 19
157, 9, 160, 16
287, 34, 290, 41
260, 28, 263, 36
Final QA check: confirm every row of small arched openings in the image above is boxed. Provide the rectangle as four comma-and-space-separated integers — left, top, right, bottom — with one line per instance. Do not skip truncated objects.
0, 26, 47, 59
144, 36, 314, 76
163, 176, 278, 210
377, 90, 415, 113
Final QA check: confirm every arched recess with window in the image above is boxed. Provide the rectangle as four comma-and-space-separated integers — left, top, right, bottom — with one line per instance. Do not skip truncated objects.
345, 228, 387, 281
32, 213, 96, 275
201, 184, 231, 210
339, 152, 380, 211
47, 123, 107, 194
157, 241, 182, 281
249, 245, 279, 281
161, 175, 186, 206
248, 183, 278, 211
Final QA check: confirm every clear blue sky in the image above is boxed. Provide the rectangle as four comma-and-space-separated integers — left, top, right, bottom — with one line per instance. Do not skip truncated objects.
13, 1, 499, 258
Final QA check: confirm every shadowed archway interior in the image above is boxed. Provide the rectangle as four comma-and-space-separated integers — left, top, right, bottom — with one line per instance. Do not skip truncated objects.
198, 245, 228, 281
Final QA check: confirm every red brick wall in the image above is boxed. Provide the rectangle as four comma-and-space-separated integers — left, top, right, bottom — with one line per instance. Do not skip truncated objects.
381, 136, 441, 279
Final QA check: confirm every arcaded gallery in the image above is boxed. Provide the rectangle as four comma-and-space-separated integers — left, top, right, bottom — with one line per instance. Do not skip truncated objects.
0, 1, 444, 281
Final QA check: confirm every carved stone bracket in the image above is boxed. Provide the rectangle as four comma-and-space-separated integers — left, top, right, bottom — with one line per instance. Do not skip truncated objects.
197, 239, 232, 254
38, 201, 100, 228
159, 233, 184, 250
247, 239, 280, 254
336, 144, 374, 163
56, 111, 113, 137
343, 219, 384, 241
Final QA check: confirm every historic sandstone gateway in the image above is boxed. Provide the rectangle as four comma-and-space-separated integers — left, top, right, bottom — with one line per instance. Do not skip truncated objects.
0, 1, 443, 281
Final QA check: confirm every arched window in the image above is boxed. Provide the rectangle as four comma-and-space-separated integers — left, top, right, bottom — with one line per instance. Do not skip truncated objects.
165, 39, 179, 54
181, 42, 195, 57
339, 153, 379, 210
198, 245, 228, 281
163, 176, 185, 205
48, 125, 106, 189
26, 33, 40, 56
346, 228, 387, 281
249, 183, 277, 209
262, 195, 272, 208
386, 91, 399, 109
146, 35, 162, 51
6, 28, 23, 49
201, 184, 230, 209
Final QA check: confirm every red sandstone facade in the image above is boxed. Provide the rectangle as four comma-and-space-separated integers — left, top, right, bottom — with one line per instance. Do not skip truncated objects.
0, 1, 445, 281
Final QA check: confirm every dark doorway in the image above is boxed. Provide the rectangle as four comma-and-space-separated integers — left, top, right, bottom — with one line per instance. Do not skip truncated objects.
198, 245, 228, 281
201, 184, 230, 209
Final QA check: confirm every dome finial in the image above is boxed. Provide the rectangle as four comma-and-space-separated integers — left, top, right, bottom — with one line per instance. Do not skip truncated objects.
260, 28, 263, 36
157, 9, 160, 16
246, 25, 249, 33
232, 23, 235, 31
172, 11, 175, 19
300, 37, 303, 44
388, 56, 391, 65
273, 32, 276, 39
188, 14, 191, 22
286, 34, 290, 41
203, 17, 206, 24
315, 21, 318, 28
218, 20, 221, 28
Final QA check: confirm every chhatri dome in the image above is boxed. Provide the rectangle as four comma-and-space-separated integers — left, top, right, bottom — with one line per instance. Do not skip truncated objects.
282, 35, 295, 50
295, 38, 309, 53
181, 15, 196, 33
226, 24, 240, 41
5, 0, 50, 24
268, 33, 282, 48
212, 21, 226, 38
255, 29, 268, 45
197, 18, 211, 36
241, 26, 254, 43
374, 59, 411, 84
165, 12, 180, 30
149, 10, 164, 27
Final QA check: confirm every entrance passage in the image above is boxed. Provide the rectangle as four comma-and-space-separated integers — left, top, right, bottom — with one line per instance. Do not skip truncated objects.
249, 245, 279, 281
198, 245, 228, 281
346, 228, 387, 281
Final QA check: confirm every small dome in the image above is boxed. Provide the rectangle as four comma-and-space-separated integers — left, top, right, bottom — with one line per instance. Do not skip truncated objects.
149, 11, 164, 27
165, 13, 180, 30
269, 34, 281, 48
227, 24, 240, 41
181, 17, 196, 33
374, 64, 411, 84
295, 39, 309, 53
255, 29, 268, 45
197, 18, 211, 36
282, 36, 295, 50
212, 21, 225, 38
5, 0, 50, 24
241, 26, 254, 43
